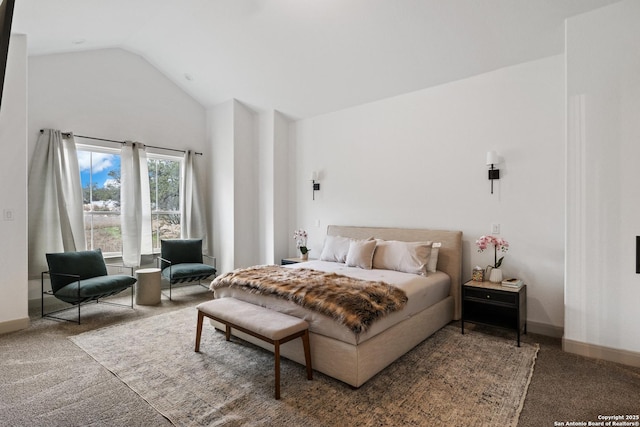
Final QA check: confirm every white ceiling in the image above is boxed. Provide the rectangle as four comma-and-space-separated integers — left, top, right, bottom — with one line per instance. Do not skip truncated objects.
12, 0, 619, 119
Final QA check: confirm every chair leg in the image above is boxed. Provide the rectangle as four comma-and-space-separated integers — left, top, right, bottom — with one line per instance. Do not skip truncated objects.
41, 273, 45, 319
77, 280, 81, 324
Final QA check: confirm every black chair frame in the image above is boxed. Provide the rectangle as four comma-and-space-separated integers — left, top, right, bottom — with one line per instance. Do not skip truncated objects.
157, 254, 216, 301
41, 264, 135, 325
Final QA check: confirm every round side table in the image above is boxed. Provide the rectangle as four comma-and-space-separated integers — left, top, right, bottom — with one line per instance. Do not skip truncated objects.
135, 268, 161, 305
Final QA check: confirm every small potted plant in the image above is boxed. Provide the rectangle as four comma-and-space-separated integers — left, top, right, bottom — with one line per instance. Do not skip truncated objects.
476, 235, 509, 283
293, 229, 309, 260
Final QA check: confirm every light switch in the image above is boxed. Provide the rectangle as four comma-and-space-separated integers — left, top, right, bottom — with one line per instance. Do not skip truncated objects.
3, 209, 14, 221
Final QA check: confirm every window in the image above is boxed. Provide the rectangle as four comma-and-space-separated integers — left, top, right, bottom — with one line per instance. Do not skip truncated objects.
77, 146, 122, 255
77, 144, 183, 255
148, 155, 182, 251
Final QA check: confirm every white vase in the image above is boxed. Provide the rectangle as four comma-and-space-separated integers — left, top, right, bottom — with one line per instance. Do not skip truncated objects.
489, 268, 503, 283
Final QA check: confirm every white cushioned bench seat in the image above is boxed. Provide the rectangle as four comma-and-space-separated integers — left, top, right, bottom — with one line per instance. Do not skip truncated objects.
195, 297, 312, 399
198, 297, 308, 340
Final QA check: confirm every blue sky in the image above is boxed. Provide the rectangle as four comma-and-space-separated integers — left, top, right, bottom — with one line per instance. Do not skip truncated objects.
77, 151, 121, 188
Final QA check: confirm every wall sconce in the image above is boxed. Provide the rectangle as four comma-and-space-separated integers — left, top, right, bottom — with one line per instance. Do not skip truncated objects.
311, 172, 320, 200
486, 151, 501, 194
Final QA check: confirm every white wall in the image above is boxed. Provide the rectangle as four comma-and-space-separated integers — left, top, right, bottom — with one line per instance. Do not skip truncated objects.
258, 110, 291, 265
232, 101, 258, 268
258, 110, 275, 264
293, 55, 565, 332
565, 0, 640, 358
27, 48, 208, 299
0, 34, 29, 333
208, 99, 261, 273
273, 111, 291, 263
28, 48, 207, 159
209, 100, 235, 272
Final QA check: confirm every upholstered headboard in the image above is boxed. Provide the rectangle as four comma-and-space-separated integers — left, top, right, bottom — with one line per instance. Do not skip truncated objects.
327, 225, 463, 320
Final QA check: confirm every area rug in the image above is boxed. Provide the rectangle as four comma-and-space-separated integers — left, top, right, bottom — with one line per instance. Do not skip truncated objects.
70, 307, 538, 427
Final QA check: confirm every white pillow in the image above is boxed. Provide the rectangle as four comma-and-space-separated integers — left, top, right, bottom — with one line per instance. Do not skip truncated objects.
320, 235, 352, 263
372, 240, 432, 275
346, 239, 377, 269
427, 242, 441, 273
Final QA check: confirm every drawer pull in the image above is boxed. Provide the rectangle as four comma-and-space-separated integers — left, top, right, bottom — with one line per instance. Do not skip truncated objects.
486, 295, 491, 299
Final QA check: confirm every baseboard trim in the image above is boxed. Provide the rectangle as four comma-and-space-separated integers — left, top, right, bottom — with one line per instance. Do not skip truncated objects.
0, 317, 30, 335
527, 320, 563, 338
563, 337, 640, 368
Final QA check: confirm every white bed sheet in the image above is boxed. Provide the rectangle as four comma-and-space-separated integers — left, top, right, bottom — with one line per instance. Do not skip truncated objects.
213, 260, 451, 345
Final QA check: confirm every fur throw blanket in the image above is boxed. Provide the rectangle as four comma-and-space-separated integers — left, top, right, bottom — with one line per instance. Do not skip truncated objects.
210, 265, 408, 334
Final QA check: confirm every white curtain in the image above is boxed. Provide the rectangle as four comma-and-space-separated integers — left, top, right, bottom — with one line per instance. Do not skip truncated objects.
120, 141, 152, 267
28, 129, 86, 276
180, 150, 208, 251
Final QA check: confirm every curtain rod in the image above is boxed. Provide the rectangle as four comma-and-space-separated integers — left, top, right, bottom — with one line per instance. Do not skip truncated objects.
39, 129, 203, 156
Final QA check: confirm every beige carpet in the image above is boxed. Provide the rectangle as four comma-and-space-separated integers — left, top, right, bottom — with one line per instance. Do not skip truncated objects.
70, 306, 538, 427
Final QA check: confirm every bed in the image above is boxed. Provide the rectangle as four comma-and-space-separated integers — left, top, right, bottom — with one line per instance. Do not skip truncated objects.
209, 225, 462, 388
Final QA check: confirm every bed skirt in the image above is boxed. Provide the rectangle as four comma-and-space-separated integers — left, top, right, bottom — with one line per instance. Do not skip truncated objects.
208, 295, 454, 387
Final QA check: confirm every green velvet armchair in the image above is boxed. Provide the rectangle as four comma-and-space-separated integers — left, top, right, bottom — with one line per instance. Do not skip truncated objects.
42, 249, 136, 324
159, 239, 216, 300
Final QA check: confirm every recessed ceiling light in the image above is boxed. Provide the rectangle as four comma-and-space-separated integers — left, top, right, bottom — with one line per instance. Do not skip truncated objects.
184, 73, 194, 82
72, 38, 86, 45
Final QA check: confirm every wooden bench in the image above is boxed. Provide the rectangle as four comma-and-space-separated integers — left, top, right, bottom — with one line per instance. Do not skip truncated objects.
195, 298, 313, 399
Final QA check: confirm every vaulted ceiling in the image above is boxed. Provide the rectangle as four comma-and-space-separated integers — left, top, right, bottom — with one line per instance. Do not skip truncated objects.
12, 0, 619, 118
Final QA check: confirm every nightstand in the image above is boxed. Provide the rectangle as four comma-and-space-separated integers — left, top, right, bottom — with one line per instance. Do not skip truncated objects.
461, 280, 527, 346
281, 257, 312, 265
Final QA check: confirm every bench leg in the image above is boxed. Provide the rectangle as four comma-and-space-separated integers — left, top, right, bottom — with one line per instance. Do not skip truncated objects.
195, 310, 204, 352
194, 306, 310, 400
302, 330, 313, 380
274, 341, 281, 400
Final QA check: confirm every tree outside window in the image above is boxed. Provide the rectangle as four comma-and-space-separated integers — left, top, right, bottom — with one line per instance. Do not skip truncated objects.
148, 157, 182, 250
77, 147, 122, 254
77, 145, 182, 255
